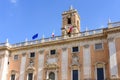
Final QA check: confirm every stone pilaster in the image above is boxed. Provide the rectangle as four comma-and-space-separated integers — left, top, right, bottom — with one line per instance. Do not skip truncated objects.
19, 53, 27, 80
83, 44, 91, 79
108, 37, 118, 79
0, 50, 9, 80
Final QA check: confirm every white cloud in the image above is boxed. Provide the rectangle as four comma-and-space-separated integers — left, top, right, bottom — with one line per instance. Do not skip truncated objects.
10, 0, 17, 4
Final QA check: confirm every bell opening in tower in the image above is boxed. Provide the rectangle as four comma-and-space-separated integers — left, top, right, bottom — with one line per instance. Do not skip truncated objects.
68, 18, 71, 24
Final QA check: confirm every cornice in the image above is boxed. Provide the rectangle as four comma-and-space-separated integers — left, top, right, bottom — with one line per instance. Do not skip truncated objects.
0, 46, 10, 51
104, 26, 120, 34
9, 33, 106, 51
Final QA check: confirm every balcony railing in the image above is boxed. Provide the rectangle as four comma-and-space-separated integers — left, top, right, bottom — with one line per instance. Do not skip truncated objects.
0, 43, 6, 46
108, 21, 120, 27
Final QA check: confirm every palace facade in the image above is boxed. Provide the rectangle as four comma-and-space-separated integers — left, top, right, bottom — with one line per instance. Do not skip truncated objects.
0, 7, 120, 80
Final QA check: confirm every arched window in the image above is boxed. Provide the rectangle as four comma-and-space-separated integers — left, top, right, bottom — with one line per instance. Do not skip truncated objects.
49, 72, 55, 80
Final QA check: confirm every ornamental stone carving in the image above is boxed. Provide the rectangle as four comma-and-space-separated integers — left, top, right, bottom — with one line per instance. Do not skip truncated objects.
72, 54, 79, 66
22, 52, 26, 56
62, 47, 67, 51
45, 63, 59, 70
26, 59, 35, 71
108, 37, 114, 42
84, 44, 89, 48
39, 50, 44, 54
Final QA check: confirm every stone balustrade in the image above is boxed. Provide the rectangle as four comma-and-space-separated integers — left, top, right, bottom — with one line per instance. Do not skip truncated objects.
0, 21, 120, 48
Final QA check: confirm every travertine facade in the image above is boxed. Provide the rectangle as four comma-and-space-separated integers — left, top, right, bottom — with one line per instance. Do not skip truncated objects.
0, 7, 120, 80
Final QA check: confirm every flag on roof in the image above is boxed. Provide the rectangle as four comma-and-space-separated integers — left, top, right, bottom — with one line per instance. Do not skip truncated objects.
52, 32, 55, 38
67, 26, 73, 34
32, 33, 38, 40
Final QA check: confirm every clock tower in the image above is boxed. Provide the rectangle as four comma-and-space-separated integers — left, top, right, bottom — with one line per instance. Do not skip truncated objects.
61, 6, 80, 36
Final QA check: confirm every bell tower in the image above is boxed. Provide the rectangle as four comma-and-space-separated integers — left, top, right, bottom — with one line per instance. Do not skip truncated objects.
61, 6, 80, 36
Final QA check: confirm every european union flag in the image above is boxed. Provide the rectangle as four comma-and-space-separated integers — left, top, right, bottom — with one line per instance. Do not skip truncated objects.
32, 33, 38, 40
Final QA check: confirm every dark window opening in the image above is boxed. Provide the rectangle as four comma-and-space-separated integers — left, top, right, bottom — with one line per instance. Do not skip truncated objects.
97, 68, 104, 80
68, 18, 71, 24
73, 70, 78, 80
49, 72, 55, 80
72, 47, 79, 52
14, 55, 18, 60
95, 43, 102, 50
30, 52, 35, 58
50, 50, 56, 55
11, 74, 15, 80
28, 73, 33, 80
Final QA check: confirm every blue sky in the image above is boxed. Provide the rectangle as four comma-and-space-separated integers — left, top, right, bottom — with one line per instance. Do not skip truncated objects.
0, 0, 120, 44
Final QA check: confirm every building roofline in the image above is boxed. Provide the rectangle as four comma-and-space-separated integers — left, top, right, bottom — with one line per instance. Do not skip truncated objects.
0, 22, 120, 51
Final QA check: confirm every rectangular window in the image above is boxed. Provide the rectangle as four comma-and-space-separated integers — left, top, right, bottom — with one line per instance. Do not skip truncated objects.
72, 46, 79, 52
30, 52, 35, 58
68, 18, 71, 24
73, 70, 78, 80
28, 73, 33, 80
95, 43, 103, 50
14, 55, 18, 60
50, 50, 56, 55
11, 74, 15, 80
